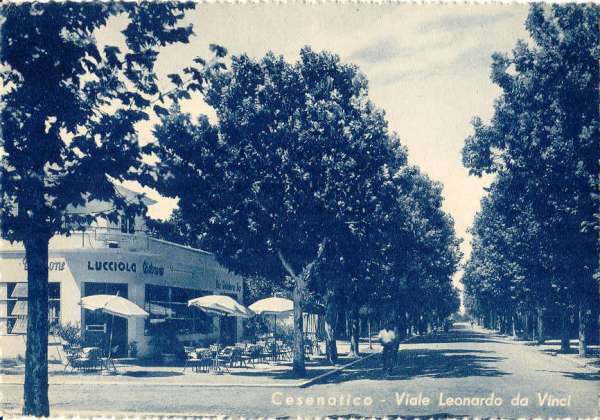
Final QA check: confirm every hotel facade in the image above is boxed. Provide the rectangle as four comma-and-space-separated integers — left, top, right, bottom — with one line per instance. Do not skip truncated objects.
0, 187, 244, 358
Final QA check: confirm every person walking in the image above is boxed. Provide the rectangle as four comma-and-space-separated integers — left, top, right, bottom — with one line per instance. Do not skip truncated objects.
378, 324, 397, 375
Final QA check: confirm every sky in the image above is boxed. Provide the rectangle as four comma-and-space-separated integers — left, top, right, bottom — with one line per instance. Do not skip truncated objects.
106, 3, 531, 287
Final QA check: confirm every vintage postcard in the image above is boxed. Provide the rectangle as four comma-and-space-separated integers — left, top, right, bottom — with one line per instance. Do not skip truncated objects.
0, 2, 598, 419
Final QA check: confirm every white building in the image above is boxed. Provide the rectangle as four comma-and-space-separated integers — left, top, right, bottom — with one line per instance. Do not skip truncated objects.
0, 186, 244, 358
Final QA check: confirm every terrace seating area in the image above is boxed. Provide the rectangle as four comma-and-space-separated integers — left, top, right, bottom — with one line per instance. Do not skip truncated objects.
183, 339, 295, 374
62, 344, 120, 374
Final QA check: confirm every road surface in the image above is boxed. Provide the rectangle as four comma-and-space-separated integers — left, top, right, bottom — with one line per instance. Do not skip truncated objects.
2, 323, 598, 418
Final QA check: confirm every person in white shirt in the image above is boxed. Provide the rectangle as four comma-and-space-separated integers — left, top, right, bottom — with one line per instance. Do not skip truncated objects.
378, 324, 397, 374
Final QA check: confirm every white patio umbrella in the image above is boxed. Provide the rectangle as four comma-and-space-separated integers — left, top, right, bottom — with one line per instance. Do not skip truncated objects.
80, 294, 148, 358
188, 295, 254, 318
249, 297, 293, 337
249, 297, 293, 315
80, 295, 149, 318
188, 295, 254, 346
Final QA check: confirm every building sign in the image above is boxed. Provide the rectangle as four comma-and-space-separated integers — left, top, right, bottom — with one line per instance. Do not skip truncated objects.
87, 260, 137, 273
86, 259, 165, 276
216, 279, 242, 293
143, 260, 164, 276
22, 258, 65, 272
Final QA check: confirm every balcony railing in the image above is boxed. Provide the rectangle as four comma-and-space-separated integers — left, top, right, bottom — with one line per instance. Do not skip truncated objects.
51, 227, 151, 251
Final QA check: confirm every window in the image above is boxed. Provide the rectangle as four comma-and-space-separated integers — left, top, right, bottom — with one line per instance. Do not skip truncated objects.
144, 285, 213, 336
48, 282, 60, 326
0, 282, 60, 335
120, 212, 136, 234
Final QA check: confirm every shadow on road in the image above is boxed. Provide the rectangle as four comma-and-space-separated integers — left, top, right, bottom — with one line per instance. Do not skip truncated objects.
322, 328, 510, 384
408, 326, 505, 345
537, 369, 600, 381
122, 370, 184, 378
323, 350, 508, 383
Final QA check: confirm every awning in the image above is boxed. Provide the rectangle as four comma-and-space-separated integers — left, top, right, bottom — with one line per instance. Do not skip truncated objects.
145, 302, 175, 317
11, 283, 27, 298
11, 317, 27, 334
11, 300, 27, 316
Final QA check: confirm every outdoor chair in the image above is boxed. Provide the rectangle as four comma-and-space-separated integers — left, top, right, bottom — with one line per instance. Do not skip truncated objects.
183, 348, 202, 372
277, 343, 292, 361
244, 344, 263, 365
109, 345, 120, 358
230, 347, 251, 368
239, 348, 254, 368
198, 350, 214, 372
266, 342, 279, 361
215, 347, 234, 372
187, 349, 213, 373
257, 343, 273, 362
304, 341, 313, 356
62, 344, 82, 360
64, 347, 100, 373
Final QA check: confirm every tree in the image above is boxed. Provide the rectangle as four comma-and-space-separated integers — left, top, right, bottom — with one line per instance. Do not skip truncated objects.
151, 48, 400, 375
146, 209, 201, 248
462, 4, 599, 355
0, 3, 195, 415
389, 167, 461, 334
463, 176, 547, 339
368, 165, 461, 358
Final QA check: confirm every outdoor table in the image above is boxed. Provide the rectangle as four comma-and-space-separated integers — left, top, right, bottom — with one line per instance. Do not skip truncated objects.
99, 357, 117, 374
193, 347, 226, 374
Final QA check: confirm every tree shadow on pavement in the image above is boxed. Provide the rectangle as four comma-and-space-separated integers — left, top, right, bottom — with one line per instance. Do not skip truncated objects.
123, 370, 184, 378
537, 369, 600, 381
408, 329, 505, 345
322, 348, 508, 384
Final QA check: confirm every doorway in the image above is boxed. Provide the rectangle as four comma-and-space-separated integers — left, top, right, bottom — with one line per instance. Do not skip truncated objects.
83, 282, 128, 357
220, 316, 237, 345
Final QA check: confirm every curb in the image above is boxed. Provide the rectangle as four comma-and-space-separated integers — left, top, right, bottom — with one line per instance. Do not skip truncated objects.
0, 378, 304, 388
1, 409, 219, 418
298, 351, 379, 388
0, 353, 382, 389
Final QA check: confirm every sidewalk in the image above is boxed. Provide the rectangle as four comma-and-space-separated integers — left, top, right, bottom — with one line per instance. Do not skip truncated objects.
473, 325, 600, 371
0, 340, 382, 388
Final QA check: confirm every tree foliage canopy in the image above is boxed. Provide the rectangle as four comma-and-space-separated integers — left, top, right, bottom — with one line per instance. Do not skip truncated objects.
1, 2, 195, 241
462, 4, 599, 345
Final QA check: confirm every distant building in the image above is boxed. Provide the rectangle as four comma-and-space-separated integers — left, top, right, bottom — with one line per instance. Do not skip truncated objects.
0, 186, 243, 358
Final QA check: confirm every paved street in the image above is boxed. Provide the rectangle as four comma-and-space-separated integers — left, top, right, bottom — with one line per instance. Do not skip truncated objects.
2, 323, 598, 418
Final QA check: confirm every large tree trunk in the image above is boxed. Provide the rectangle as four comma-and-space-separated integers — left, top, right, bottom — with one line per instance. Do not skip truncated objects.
292, 275, 306, 376
560, 310, 571, 354
578, 306, 588, 357
528, 310, 537, 341
536, 307, 545, 345
388, 311, 403, 372
278, 244, 327, 377
349, 304, 360, 358
323, 291, 338, 365
511, 315, 517, 338
523, 311, 529, 339
23, 236, 50, 417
